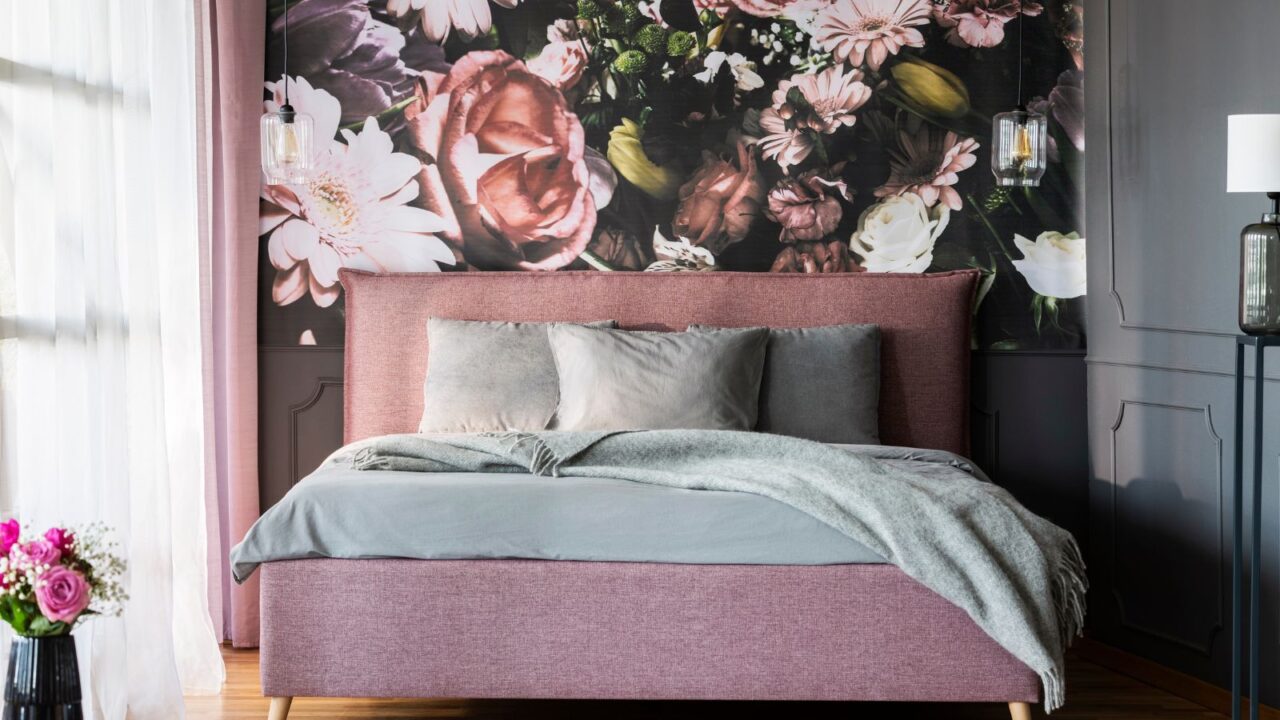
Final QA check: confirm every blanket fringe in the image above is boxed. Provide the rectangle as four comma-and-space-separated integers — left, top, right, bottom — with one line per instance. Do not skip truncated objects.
487, 432, 564, 477
1045, 535, 1089, 713
351, 446, 389, 471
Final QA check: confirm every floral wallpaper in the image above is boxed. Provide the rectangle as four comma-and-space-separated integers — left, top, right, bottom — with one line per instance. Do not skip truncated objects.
259, 0, 1085, 349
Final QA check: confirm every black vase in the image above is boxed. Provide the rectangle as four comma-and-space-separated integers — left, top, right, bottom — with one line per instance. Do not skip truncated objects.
2, 636, 82, 720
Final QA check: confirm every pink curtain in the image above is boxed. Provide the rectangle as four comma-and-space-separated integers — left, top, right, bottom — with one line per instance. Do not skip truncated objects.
197, 0, 266, 648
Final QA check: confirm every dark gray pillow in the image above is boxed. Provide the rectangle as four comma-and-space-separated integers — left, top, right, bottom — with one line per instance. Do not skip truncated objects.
691, 323, 881, 444
419, 318, 616, 433
547, 325, 769, 432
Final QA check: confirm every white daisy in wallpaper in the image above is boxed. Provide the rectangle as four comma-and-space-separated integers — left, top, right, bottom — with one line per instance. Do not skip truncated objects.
261, 76, 455, 308
385, 0, 521, 43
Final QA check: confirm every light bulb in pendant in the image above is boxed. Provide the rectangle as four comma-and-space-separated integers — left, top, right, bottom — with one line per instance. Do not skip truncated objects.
280, 123, 302, 165
1012, 124, 1033, 168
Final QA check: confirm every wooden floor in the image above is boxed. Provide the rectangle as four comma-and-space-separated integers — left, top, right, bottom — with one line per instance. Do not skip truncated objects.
184, 646, 1227, 720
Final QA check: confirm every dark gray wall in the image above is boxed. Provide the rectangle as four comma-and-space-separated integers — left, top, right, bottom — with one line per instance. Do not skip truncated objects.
258, 348, 1091, 545
1086, 0, 1280, 700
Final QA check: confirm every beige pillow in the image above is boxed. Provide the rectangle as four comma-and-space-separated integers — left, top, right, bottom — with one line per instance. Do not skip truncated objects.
547, 325, 769, 431
419, 318, 615, 433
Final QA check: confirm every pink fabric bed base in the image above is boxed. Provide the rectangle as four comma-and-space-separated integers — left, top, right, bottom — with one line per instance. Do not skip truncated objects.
260, 558, 1039, 703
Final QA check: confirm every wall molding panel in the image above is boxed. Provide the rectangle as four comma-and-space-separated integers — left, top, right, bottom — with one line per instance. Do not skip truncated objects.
1107, 400, 1224, 656
287, 376, 343, 485
258, 346, 344, 510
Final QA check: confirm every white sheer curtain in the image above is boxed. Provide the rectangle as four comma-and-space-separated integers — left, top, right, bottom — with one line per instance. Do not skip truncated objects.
0, 1, 225, 717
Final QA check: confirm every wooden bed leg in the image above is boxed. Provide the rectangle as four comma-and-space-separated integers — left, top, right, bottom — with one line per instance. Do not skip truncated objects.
267, 696, 292, 720
1008, 701, 1032, 720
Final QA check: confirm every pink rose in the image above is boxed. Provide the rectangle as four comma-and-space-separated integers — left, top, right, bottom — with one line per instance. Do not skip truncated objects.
35, 566, 90, 625
672, 140, 767, 254
44, 527, 75, 556
0, 519, 19, 556
770, 240, 861, 273
728, 0, 799, 17
18, 540, 61, 567
407, 51, 600, 270
526, 41, 588, 91
766, 166, 850, 243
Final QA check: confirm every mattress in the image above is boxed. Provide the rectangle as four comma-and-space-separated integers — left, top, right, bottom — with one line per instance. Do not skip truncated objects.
232, 443, 993, 579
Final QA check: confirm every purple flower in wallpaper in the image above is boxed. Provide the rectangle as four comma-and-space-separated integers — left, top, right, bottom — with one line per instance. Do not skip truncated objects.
266, 0, 449, 126
1029, 69, 1083, 163
1048, 69, 1084, 153
933, 0, 1043, 49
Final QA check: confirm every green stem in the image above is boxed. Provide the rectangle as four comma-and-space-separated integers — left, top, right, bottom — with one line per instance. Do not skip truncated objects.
967, 193, 1014, 261
578, 249, 614, 271
882, 93, 971, 137
338, 95, 418, 133
1021, 185, 1068, 232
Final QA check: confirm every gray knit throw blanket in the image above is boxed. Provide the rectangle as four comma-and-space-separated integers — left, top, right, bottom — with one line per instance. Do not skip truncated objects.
351, 430, 1086, 712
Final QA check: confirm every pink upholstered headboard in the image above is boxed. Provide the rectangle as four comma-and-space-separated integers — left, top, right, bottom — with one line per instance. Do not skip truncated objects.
339, 270, 979, 455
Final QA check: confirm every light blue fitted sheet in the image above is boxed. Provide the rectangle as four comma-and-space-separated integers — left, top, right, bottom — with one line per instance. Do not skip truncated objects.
232, 444, 986, 581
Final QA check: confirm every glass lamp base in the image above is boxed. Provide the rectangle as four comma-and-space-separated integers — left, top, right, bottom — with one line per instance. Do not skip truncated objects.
1240, 215, 1280, 335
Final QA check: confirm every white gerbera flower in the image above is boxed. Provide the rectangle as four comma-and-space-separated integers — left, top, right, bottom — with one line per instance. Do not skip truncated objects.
260, 79, 455, 307
386, 0, 521, 43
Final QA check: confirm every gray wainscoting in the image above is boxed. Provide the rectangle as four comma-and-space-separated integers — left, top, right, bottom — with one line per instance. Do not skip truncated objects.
257, 346, 344, 512
257, 347, 1090, 544
1086, 0, 1280, 701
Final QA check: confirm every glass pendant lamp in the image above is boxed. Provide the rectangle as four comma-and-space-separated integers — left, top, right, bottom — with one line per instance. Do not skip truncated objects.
261, 4, 313, 185
990, 11, 1046, 187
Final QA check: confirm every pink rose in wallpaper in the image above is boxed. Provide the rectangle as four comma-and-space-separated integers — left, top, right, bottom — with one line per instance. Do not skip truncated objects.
260, 0, 1086, 349
407, 51, 606, 270
672, 140, 767, 254
767, 166, 851, 243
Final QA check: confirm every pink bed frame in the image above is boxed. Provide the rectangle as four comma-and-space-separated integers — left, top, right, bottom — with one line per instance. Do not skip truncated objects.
258, 270, 1040, 718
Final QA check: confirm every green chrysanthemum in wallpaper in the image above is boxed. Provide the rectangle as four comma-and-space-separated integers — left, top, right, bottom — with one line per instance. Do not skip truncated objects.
258, 0, 1086, 350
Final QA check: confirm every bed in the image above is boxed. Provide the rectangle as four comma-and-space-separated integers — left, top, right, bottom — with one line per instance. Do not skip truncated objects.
254, 269, 1042, 720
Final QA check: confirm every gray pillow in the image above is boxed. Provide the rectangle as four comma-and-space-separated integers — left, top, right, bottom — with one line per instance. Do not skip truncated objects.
419, 318, 616, 433
691, 323, 881, 444
547, 325, 769, 432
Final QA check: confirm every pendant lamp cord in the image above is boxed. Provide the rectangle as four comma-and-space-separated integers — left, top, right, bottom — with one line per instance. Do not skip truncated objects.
281, 2, 289, 106
1013, 7, 1024, 108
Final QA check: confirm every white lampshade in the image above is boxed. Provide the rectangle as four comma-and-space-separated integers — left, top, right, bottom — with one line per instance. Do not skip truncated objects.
1227, 114, 1280, 192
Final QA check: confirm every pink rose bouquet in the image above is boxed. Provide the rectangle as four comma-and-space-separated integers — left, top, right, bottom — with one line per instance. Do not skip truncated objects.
0, 521, 125, 636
